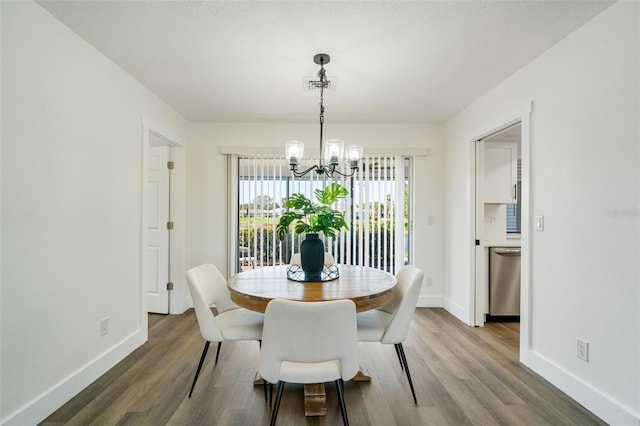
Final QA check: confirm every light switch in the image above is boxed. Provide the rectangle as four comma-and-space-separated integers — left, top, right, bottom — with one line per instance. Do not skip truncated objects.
535, 215, 544, 232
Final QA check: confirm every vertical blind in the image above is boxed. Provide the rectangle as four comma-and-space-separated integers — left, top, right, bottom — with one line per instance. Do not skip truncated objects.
233, 154, 411, 275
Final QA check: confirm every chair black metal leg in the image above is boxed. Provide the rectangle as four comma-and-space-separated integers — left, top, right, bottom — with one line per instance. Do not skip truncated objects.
270, 382, 285, 426
261, 380, 273, 406
214, 341, 222, 365
396, 343, 417, 405
188, 341, 211, 397
335, 379, 349, 426
394, 343, 404, 371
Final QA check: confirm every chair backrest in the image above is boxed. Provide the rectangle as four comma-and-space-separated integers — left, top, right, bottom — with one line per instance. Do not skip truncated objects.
290, 252, 335, 266
186, 264, 239, 342
259, 299, 359, 384
379, 265, 424, 344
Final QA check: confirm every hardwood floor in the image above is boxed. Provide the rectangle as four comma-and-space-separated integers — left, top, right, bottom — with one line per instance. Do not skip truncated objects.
41, 309, 606, 425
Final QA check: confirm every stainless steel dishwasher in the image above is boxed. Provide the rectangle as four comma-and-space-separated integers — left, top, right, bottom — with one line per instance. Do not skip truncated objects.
489, 247, 521, 317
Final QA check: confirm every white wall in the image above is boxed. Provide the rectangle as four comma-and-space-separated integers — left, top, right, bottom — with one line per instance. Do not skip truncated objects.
186, 123, 445, 306
0, 2, 186, 424
444, 2, 639, 424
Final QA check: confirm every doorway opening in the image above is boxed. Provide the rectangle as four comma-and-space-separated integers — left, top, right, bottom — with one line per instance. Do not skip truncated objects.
469, 102, 531, 363
141, 121, 184, 317
474, 123, 521, 327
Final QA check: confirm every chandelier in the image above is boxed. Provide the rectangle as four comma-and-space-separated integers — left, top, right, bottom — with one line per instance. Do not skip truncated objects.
286, 54, 363, 178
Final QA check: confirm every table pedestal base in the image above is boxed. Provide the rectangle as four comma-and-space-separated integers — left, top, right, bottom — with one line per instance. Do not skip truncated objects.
304, 384, 327, 416
254, 369, 371, 417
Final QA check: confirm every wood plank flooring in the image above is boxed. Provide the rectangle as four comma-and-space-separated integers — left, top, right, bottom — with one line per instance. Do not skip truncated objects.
41, 309, 606, 425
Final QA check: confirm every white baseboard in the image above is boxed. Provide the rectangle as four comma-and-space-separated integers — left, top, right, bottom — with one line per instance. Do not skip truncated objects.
2, 329, 147, 426
443, 297, 470, 325
525, 350, 639, 426
417, 295, 443, 307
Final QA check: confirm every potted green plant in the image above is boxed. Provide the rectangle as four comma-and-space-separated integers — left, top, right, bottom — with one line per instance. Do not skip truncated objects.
276, 183, 349, 279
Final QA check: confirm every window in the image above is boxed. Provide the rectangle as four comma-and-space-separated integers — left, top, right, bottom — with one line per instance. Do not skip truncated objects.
234, 154, 412, 274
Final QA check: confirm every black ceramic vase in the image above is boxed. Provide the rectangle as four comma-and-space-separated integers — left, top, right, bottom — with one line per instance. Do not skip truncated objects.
300, 233, 324, 281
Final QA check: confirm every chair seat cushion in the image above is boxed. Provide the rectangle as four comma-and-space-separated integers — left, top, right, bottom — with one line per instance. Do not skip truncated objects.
356, 309, 392, 342
279, 359, 343, 383
216, 308, 264, 340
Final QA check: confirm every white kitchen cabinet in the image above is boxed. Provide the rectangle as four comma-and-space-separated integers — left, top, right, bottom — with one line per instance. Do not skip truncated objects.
483, 141, 517, 204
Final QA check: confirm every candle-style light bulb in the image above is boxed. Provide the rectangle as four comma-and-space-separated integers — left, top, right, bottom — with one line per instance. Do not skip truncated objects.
286, 140, 304, 166
347, 145, 363, 168
324, 139, 344, 165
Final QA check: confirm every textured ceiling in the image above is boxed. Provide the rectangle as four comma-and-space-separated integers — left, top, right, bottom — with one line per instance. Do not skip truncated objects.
37, 1, 612, 123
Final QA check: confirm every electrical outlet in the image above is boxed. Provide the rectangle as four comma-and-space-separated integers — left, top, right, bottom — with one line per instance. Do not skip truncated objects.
425, 277, 433, 287
100, 317, 109, 337
577, 338, 589, 362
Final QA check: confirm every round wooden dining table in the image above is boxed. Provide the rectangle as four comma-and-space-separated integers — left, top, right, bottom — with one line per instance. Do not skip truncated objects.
227, 264, 397, 417
227, 264, 397, 313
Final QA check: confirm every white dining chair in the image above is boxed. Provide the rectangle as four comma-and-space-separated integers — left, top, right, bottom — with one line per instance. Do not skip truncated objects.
289, 252, 335, 266
356, 265, 424, 404
186, 264, 264, 397
259, 299, 359, 426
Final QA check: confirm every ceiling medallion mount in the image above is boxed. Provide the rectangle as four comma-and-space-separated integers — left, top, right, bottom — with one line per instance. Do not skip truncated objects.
286, 53, 362, 178
313, 53, 330, 66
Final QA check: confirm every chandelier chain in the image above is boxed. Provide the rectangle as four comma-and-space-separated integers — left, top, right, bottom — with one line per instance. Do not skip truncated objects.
319, 60, 326, 167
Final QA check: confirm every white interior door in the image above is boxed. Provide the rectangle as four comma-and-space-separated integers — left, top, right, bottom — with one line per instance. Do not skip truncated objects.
145, 144, 171, 313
